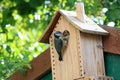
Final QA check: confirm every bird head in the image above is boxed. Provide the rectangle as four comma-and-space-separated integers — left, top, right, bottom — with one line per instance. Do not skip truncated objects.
54, 31, 62, 38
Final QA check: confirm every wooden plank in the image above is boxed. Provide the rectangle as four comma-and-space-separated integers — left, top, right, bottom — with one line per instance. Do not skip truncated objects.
69, 25, 80, 79
61, 16, 80, 80
80, 33, 105, 77
76, 3, 85, 22
49, 16, 81, 80
75, 76, 113, 80
7, 49, 51, 80
102, 26, 120, 55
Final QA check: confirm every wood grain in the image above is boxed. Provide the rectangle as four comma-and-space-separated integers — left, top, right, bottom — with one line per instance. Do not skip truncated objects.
7, 49, 51, 80
80, 32, 105, 77
76, 2, 85, 22
102, 26, 120, 55
49, 16, 81, 80
76, 76, 113, 80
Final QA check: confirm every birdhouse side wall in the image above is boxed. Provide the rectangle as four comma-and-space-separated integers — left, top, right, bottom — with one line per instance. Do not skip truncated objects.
79, 32, 105, 77
49, 16, 82, 80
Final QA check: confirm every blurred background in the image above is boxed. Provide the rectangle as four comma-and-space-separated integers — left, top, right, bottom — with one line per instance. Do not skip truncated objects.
0, 0, 120, 79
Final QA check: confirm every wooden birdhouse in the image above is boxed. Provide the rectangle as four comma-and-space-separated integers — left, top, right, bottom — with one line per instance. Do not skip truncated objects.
39, 3, 113, 80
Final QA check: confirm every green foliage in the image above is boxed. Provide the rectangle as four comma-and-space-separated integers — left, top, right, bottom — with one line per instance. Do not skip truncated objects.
0, 0, 120, 80
100, 0, 120, 27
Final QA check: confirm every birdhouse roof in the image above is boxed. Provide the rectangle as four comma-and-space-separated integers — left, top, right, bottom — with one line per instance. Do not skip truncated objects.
39, 10, 108, 43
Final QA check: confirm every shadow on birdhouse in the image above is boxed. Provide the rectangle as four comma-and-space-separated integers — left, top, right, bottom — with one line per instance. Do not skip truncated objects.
39, 2, 113, 80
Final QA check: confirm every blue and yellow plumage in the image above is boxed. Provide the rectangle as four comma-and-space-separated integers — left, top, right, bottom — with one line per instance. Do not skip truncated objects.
54, 30, 70, 61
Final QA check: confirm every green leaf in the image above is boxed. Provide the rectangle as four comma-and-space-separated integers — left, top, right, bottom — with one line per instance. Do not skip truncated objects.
6, 45, 11, 53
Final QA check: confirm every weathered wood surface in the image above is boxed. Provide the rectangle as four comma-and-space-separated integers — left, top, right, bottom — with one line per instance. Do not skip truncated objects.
7, 49, 51, 80
76, 3, 85, 22
80, 32, 105, 77
49, 16, 81, 80
102, 26, 120, 55
76, 76, 113, 80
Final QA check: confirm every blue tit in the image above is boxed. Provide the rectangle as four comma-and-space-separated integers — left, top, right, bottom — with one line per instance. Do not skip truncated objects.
62, 30, 70, 48
54, 31, 63, 61
54, 30, 70, 61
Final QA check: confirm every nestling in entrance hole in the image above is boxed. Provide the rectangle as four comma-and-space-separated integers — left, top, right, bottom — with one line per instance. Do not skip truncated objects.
54, 30, 70, 61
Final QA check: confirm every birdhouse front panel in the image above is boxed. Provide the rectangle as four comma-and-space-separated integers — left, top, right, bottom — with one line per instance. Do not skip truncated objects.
49, 15, 82, 80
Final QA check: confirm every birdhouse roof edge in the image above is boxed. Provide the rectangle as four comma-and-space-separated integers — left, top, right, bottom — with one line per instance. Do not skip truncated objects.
39, 10, 109, 43
38, 10, 61, 43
